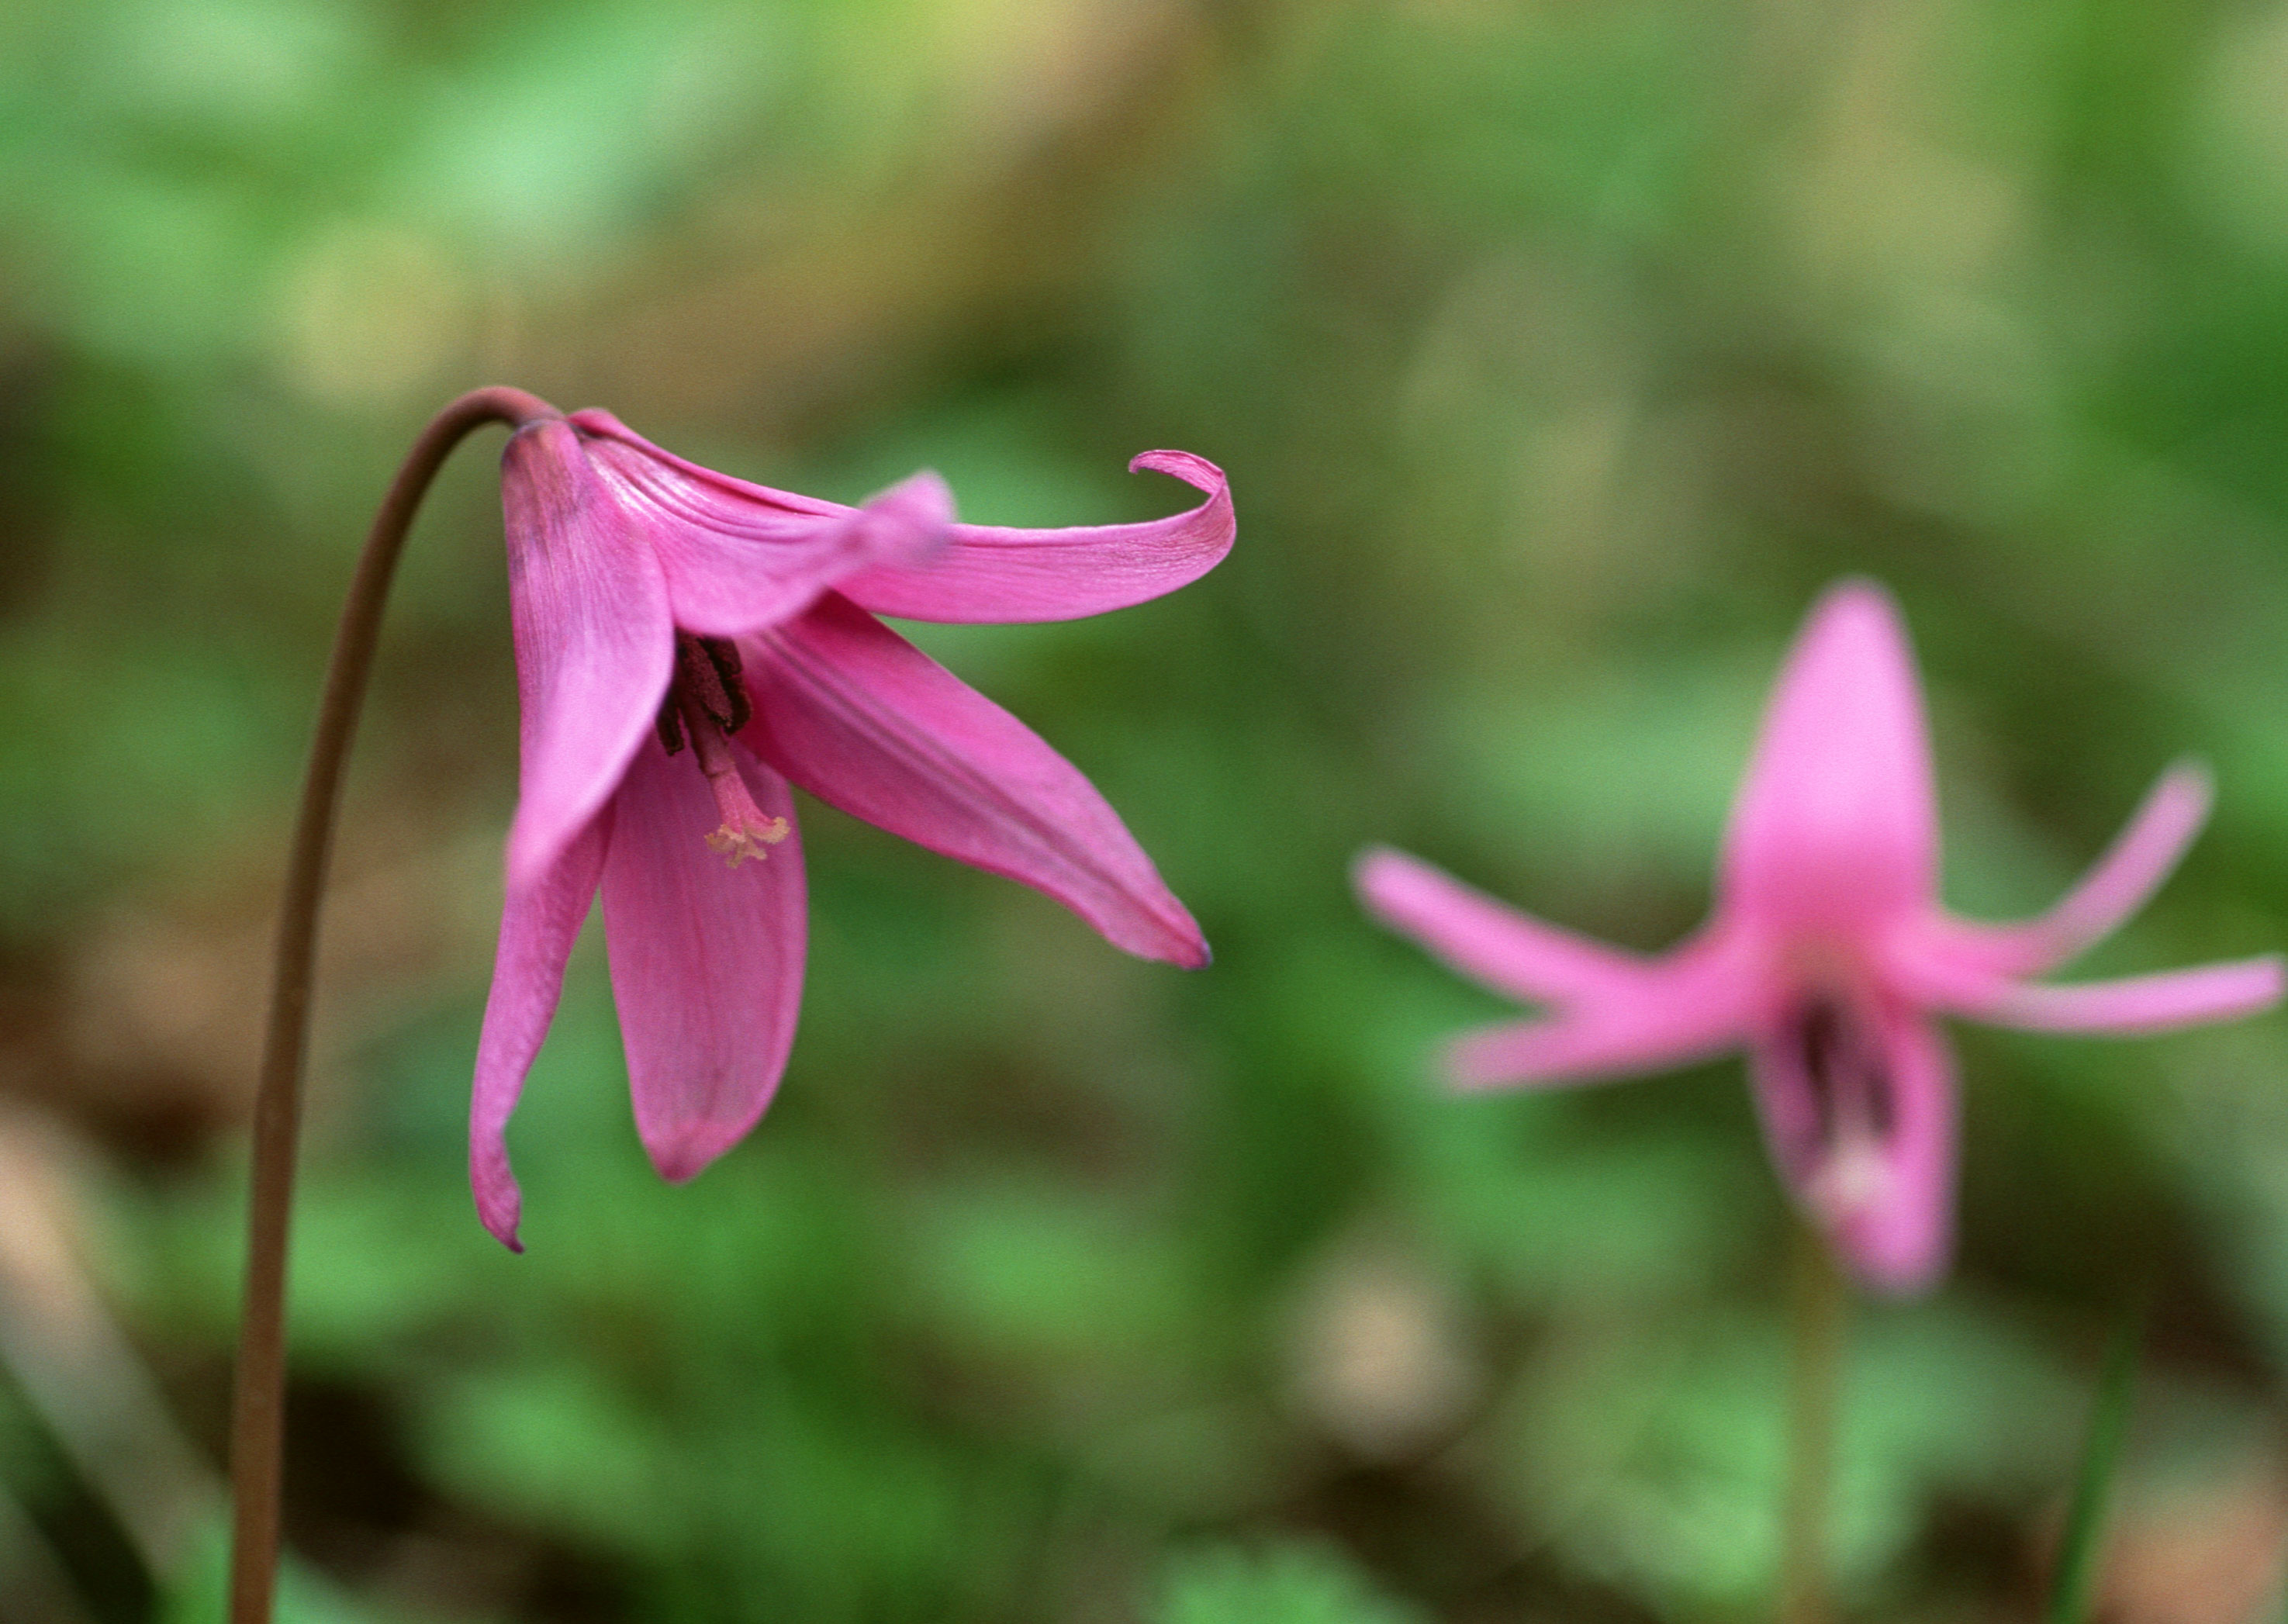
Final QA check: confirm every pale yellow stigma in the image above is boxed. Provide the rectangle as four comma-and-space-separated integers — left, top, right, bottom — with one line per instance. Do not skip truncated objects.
705, 816, 790, 868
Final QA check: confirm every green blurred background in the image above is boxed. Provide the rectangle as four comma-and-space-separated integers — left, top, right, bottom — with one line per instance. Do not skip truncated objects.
5, 0, 2288, 1618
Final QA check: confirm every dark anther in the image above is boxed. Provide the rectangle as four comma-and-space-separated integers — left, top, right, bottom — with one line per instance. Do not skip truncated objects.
655, 693, 686, 755
1792, 996, 1893, 1141
699, 637, 752, 734
669, 632, 751, 736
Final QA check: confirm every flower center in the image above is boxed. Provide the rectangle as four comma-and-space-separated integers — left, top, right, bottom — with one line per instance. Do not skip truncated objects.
655, 634, 787, 867
1789, 994, 1895, 1217
1793, 997, 1893, 1144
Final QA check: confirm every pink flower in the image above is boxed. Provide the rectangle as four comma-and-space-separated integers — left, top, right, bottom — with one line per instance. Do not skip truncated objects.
475, 409, 1231, 1247
1355, 581, 2282, 1293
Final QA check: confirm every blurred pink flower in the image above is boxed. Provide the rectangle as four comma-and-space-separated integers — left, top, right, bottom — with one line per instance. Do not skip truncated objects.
475, 409, 1230, 1247
1356, 581, 2281, 1292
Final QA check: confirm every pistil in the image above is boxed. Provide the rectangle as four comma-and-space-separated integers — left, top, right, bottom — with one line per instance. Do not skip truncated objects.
690, 718, 787, 866
655, 633, 787, 866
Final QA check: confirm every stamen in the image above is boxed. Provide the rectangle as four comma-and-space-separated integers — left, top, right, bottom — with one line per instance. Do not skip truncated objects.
674, 632, 750, 734
1793, 997, 1892, 1142
656, 632, 780, 863
1789, 994, 1896, 1221
699, 638, 751, 734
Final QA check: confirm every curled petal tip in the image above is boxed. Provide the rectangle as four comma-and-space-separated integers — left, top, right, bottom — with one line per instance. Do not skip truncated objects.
836, 447, 1231, 623
1128, 449, 1226, 493
472, 1140, 526, 1250
1161, 929, 1212, 970
475, 1187, 525, 1253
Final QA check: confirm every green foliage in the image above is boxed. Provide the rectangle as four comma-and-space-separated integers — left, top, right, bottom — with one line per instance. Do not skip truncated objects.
2044, 1310, 2145, 1624
3, 0, 2288, 1619
1152, 1541, 1426, 1624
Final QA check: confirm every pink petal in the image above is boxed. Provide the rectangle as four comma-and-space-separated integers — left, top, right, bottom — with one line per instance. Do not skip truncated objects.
1719, 580, 1938, 936
571, 410, 951, 638
739, 593, 1208, 967
600, 734, 807, 1183
1747, 998, 1954, 1295
1352, 845, 1654, 1003
835, 451, 1234, 623
1443, 947, 1752, 1089
499, 420, 677, 892
1937, 763, 2212, 977
566, 409, 841, 519
470, 810, 613, 1250
1933, 955, 2285, 1035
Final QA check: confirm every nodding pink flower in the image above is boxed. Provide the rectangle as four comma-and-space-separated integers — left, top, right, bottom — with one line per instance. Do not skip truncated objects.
1356, 581, 2282, 1293
476, 408, 1231, 1248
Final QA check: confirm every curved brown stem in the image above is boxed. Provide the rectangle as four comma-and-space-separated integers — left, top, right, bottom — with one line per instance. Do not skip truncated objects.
227, 386, 559, 1624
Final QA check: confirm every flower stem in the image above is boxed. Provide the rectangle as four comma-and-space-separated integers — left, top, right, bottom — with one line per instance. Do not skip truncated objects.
1780, 1218, 1847, 1624
226, 386, 558, 1624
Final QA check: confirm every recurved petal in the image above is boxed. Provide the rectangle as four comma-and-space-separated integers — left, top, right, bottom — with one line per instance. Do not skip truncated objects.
1928, 955, 2286, 1035
1353, 845, 1652, 1004
1747, 1000, 1954, 1295
567, 408, 842, 517
1937, 763, 2212, 977
470, 809, 612, 1250
500, 419, 677, 892
572, 409, 951, 638
1719, 580, 1938, 933
835, 451, 1233, 623
600, 734, 807, 1184
1443, 947, 1751, 1090
740, 593, 1208, 967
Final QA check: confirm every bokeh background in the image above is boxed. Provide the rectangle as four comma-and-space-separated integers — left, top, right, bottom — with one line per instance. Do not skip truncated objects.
5, 0, 2288, 1618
